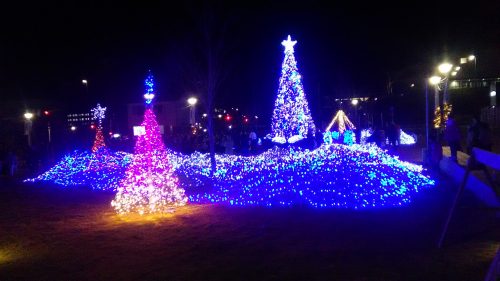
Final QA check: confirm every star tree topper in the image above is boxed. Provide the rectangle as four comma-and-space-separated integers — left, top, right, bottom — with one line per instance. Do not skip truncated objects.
282, 35, 297, 53
91, 103, 107, 127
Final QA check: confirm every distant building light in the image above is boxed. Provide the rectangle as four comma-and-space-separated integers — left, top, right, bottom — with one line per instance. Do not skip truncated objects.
203, 113, 208, 117
351, 99, 359, 106
410, 83, 415, 87
490, 91, 497, 97
70, 126, 77, 131
460, 57, 467, 64
468, 55, 475, 61
112, 133, 121, 138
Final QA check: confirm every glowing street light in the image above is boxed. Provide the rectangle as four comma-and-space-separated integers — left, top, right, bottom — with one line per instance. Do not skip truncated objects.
438, 63, 453, 74
451, 71, 457, 76
187, 97, 198, 125
429, 76, 441, 85
70, 126, 77, 131
351, 99, 359, 106
24, 112, 34, 120
187, 97, 198, 106
468, 55, 476, 61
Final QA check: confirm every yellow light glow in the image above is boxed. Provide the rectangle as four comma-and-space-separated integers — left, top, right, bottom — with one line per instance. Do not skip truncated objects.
438, 63, 453, 74
468, 55, 475, 61
24, 112, 33, 120
429, 76, 441, 85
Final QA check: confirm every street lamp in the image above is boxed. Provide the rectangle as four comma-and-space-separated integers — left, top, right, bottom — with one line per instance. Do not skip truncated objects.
438, 63, 453, 74
24, 112, 34, 147
187, 97, 197, 106
426, 76, 442, 149
24, 112, 34, 120
351, 99, 359, 125
187, 97, 198, 125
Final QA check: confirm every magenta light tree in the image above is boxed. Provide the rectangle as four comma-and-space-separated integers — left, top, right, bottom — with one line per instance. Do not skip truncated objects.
111, 72, 187, 215
271, 35, 316, 144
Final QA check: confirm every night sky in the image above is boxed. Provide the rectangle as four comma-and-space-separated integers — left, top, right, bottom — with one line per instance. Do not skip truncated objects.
1, 0, 499, 123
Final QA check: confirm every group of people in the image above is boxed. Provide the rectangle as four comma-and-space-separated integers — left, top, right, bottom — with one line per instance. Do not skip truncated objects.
444, 114, 492, 162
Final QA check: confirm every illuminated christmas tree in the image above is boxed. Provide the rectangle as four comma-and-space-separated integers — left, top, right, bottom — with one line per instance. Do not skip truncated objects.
326, 110, 356, 134
91, 103, 107, 153
111, 72, 187, 215
271, 35, 316, 144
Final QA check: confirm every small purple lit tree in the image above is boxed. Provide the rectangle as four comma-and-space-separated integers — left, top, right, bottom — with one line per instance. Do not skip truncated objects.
111, 72, 187, 215
271, 35, 316, 144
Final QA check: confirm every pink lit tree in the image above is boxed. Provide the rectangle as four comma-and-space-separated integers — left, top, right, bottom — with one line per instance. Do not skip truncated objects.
91, 103, 107, 153
111, 72, 187, 215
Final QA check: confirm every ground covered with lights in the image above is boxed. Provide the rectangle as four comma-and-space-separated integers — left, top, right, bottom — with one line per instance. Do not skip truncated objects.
1, 179, 498, 281
25, 144, 435, 209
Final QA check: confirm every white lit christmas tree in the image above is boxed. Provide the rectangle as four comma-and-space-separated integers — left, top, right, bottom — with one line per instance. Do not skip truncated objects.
111, 72, 187, 215
271, 35, 316, 144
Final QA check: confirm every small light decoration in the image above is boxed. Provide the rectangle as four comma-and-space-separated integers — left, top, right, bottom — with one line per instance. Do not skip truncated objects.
91, 103, 107, 153
111, 73, 187, 215
323, 110, 356, 145
360, 128, 374, 144
271, 35, 316, 144
326, 110, 355, 134
343, 130, 355, 145
143, 71, 155, 104
361, 129, 416, 146
433, 103, 452, 129
399, 130, 416, 145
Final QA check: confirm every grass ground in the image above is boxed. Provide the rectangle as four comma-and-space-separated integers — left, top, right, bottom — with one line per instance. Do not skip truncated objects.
0, 174, 498, 281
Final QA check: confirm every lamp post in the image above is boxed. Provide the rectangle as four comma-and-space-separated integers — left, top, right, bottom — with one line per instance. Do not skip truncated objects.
351, 99, 359, 125
24, 112, 34, 147
428, 76, 441, 147
82, 79, 89, 105
187, 97, 198, 125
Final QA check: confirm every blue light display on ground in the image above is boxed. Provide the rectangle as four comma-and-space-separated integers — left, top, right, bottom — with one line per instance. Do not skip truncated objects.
26, 144, 434, 209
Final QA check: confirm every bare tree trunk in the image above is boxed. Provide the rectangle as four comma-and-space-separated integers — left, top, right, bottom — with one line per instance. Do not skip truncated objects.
207, 83, 216, 176
205, 21, 217, 177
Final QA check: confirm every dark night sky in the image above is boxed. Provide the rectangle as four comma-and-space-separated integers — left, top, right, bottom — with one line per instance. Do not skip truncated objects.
1, 0, 499, 122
